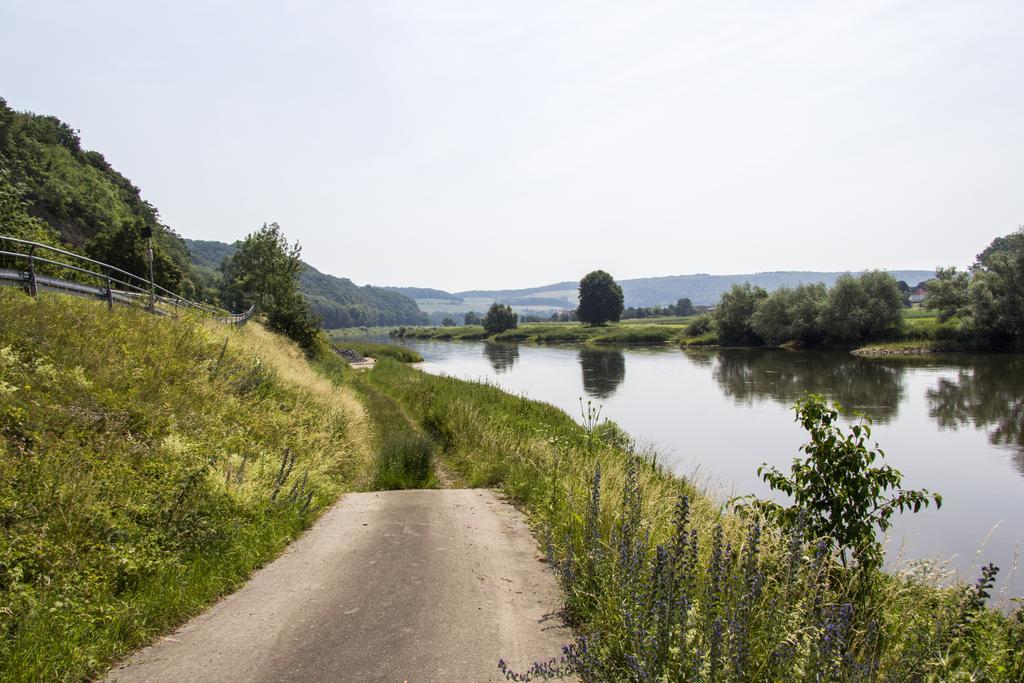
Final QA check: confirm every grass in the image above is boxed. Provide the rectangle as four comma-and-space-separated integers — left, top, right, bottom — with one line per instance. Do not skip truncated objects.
0, 289, 372, 681
393, 321, 692, 346
333, 340, 423, 363
363, 358, 1024, 680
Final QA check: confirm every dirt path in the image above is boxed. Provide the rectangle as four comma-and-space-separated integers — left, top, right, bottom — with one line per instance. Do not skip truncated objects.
105, 489, 573, 682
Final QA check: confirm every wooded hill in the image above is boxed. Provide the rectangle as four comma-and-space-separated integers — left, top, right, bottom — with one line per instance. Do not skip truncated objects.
0, 97, 203, 297
186, 239, 428, 328
0, 97, 426, 327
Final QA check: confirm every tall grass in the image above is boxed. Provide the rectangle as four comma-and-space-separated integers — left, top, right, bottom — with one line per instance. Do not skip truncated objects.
365, 358, 1024, 681
0, 290, 371, 681
335, 340, 423, 363
349, 367, 437, 490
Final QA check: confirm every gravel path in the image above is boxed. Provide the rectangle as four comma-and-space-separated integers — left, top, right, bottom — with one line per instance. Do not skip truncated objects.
105, 489, 573, 682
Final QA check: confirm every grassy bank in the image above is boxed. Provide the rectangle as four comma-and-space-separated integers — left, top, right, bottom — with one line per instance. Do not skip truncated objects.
361, 359, 1023, 680
392, 320, 692, 345
0, 290, 371, 681
332, 340, 424, 363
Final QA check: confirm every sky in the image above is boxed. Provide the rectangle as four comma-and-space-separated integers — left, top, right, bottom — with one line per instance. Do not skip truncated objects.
1, 1, 1021, 292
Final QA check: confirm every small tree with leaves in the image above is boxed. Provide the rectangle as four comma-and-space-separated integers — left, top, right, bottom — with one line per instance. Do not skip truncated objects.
220, 222, 321, 352
747, 394, 941, 570
483, 303, 517, 335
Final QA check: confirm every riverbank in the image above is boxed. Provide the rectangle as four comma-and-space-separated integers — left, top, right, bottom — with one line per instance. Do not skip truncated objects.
357, 357, 1024, 679
391, 319, 691, 345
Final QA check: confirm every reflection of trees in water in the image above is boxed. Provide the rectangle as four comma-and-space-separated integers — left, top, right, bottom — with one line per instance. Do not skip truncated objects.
679, 348, 715, 368
926, 356, 1024, 474
483, 342, 520, 373
578, 348, 626, 400
709, 349, 906, 423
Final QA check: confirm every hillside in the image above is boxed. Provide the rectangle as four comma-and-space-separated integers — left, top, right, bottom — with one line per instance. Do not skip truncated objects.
185, 239, 428, 328
0, 98, 203, 297
0, 289, 370, 679
448, 270, 936, 311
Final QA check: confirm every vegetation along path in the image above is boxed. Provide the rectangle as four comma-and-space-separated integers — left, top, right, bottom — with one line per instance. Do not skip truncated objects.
106, 489, 573, 682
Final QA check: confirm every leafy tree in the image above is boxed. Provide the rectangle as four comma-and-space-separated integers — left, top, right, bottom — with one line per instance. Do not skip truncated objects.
464, 311, 482, 326
751, 283, 828, 346
220, 223, 321, 352
747, 395, 941, 570
674, 297, 694, 316
86, 220, 188, 294
967, 229, 1024, 347
441, 317, 456, 327
925, 266, 970, 322
482, 303, 517, 335
577, 270, 624, 325
713, 283, 767, 345
822, 271, 903, 343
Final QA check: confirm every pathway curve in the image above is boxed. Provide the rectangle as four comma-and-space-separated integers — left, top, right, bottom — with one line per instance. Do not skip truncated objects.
105, 489, 573, 682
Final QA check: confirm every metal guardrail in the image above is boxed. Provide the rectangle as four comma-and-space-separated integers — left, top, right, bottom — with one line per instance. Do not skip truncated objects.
0, 234, 254, 324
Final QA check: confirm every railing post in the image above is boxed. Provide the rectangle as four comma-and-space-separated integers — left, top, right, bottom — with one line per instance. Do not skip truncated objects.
106, 276, 114, 310
27, 245, 37, 297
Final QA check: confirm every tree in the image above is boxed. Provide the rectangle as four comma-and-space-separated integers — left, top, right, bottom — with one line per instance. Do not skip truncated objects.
86, 220, 187, 295
220, 223, 321, 352
464, 311, 482, 326
441, 317, 456, 327
747, 395, 941, 570
967, 228, 1024, 347
674, 297, 695, 316
577, 270, 624, 325
821, 272, 903, 343
483, 303, 517, 335
713, 283, 768, 345
925, 266, 970, 322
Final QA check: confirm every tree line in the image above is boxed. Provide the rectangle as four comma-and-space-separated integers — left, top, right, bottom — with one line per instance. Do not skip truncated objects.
926, 228, 1024, 350
707, 271, 905, 346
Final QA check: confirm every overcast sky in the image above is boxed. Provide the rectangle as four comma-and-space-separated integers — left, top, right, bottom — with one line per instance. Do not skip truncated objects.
2, 1, 1021, 291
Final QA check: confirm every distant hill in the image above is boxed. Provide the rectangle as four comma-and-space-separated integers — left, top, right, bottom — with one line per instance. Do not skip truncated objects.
445, 270, 936, 310
386, 286, 462, 302
184, 239, 428, 328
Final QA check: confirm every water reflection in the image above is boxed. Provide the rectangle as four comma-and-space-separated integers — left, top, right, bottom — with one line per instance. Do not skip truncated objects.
698, 348, 905, 423
578, 348, 626, 399
926, 356, 1024, 474
482, 342, 520, 373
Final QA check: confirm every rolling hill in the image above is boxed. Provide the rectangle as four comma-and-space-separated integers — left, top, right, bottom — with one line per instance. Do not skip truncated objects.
412, 270, 936, 315
185, 239, 428, 327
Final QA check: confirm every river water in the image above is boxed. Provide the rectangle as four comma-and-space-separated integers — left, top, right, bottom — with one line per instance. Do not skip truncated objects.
374, 337, 1024, 597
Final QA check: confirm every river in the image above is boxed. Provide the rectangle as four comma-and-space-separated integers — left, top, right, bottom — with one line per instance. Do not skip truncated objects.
370, 337, 1024, 598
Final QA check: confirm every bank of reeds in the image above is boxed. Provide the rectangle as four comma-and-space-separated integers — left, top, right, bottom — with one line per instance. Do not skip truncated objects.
0, 290, 371, 681
364, 358, 1024, 681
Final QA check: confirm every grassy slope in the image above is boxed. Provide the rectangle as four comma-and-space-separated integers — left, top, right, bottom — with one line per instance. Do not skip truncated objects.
0, 290, 371, 681
361, 358, 1023, 679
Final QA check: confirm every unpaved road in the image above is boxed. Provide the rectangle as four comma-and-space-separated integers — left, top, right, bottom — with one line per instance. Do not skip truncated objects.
105, 489, 573, 682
